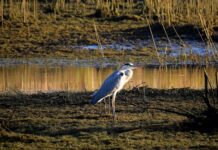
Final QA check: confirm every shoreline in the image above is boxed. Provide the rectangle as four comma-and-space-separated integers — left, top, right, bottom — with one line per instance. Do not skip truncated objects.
0, 57, 218, 67
1, 17, 218, 63
0, 87, 217, 149
0, 87, 213, 97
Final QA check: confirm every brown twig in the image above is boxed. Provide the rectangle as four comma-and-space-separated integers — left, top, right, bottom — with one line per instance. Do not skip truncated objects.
203, 69, 215, 111
204, 68, 216, 107
216, 71, 218, 104
145, 16, 162, 65
148, 107, 197, 119
93, 20, 104, 57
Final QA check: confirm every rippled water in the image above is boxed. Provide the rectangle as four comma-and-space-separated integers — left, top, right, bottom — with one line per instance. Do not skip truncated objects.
0, 62, 217, 93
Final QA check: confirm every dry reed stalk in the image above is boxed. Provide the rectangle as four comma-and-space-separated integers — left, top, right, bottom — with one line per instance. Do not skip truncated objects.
33, 0, 37, 20
167, 0, 172, 26
195, 26, 209, 64
204, 68, 216, 108
172, 25, 188, 64
1, 0, 217, 27
93, 20, 104, 57
54, 0, 59, 14
55, 0, 65, 12
199, 13, 211, 41
161, 21, 173, 62
204, 69, 212, 110
143, 0, 217, 27
21, 0, 28, 23
199, 13, 217, 61
127, 0, 133, 15
9, 0, 13, 19
145, 16, 161, 65
1, 0, 3, 27
216, 71, 218, 104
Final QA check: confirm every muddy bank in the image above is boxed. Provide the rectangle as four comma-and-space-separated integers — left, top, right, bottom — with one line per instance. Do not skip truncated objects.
0, 88, 205, 106
0, 16, 218, 64
0, 88, 217, 149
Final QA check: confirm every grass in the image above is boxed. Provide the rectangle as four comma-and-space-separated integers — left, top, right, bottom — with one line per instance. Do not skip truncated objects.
0, 88, 218, 149
0, 1, 217, 64
0, 15, 216, 64
1, 0, 217, 26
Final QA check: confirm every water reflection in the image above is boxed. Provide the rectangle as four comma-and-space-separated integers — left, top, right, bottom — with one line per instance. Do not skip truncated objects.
0, 64, 217, 93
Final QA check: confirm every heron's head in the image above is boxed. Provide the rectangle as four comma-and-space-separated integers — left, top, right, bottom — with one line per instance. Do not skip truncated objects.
120, 62, 136, 70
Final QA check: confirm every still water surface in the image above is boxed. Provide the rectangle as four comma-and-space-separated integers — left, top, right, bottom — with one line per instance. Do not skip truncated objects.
0, 64, 217, 93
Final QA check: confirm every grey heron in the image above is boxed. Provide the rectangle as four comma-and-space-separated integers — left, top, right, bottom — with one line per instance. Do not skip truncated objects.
91, 63, 136, 121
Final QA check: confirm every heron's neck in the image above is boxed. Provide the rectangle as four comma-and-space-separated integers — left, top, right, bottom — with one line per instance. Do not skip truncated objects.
120, 67, 132, 71
120, 69, 133, 76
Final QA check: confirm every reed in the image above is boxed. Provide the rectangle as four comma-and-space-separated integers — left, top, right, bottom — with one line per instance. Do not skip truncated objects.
33, 0, 37, 20
199, 13, 218, 61
0, 0, 3, 27
93, 20, 104, 57
160, 21, 172, 62
144, 0, 218, 27
171, 25, 188, 64
21, 0, 27, 23
216, 71, 218, 103
54, 0, 66, 14
204, 69, 217, 111
145, 16, 161, 65
0, 0, 217, 26
0, 0, 217, 64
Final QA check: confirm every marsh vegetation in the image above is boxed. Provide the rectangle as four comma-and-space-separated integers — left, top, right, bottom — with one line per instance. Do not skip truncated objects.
0, 0, 218, 149
0, 61, 217, 149
0, 0, 217, 64
0, 87, 218, 149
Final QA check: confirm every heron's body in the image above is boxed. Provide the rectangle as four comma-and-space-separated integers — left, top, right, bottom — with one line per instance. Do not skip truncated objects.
91, 63, 135, 121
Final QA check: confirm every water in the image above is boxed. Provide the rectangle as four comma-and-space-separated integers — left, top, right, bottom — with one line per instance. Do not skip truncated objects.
74, 39, 218, 57
0, 62, 217, 93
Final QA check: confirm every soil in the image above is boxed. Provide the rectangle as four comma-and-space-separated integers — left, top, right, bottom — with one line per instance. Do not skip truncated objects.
0, 88, 217, 149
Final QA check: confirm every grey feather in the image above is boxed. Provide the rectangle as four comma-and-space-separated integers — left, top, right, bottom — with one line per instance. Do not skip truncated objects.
91, 71, 122, 104
125, 70, 131, 76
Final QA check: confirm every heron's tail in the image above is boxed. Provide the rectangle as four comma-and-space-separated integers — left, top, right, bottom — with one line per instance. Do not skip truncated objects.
90, 97, 99, 105
91, 94, 104, 104
90, 90, 106, 104
90, 99, 96, 105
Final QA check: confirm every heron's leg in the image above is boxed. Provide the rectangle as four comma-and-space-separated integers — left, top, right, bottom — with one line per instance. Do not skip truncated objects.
99, 100, 102, 115
104, 98, 107, 111
112, 92, 117, 122
108, 96, 111, 114
99, 99, 105, 115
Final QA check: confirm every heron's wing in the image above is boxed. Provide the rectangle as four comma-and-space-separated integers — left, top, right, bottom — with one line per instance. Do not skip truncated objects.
91, 71, 122, 104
